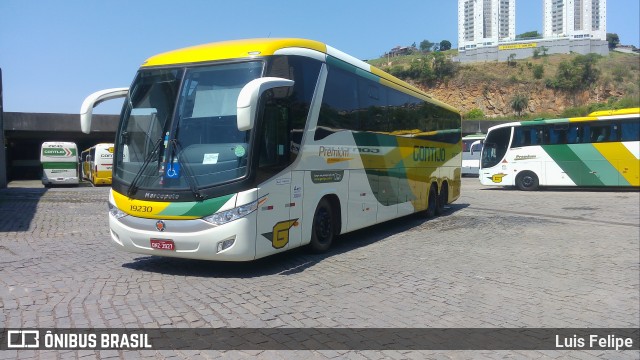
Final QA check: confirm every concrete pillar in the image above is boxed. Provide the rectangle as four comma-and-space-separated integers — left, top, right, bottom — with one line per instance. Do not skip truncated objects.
0, 68, 7, 188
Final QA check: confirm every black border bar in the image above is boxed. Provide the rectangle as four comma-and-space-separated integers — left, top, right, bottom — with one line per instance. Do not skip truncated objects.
2, 328, 638, 350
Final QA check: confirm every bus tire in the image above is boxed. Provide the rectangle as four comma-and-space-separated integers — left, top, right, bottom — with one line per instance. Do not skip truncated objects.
516, 171, 539, 191
426, 184, 437, 218
309, 198, 334, 253
436, 182, 448, 215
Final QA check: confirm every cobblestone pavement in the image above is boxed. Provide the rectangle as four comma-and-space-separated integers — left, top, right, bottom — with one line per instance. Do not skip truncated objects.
1, 179, 638, 359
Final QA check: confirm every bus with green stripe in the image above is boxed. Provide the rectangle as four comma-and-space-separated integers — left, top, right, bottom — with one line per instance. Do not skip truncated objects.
479, 108, 639, 190
40, 141, 79, 187
79, 38, 461, 261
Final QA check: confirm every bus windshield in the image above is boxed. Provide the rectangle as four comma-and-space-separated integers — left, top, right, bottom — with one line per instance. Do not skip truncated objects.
114, 61, 264, 192
480, 126, 511, 169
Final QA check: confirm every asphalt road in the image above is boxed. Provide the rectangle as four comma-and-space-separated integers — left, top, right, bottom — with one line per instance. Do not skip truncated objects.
1, 178, 638, 359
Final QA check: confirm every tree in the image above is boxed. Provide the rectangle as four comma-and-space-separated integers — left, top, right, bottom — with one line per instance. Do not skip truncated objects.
547, 54, 600, 94
419, 40, 434, 52
516, 31, 541, 39
439, 40, 452, 51
510, 94, 529, 116
465, 108, 485, 120
607, 33, 620, 50
507, 53, 517, 66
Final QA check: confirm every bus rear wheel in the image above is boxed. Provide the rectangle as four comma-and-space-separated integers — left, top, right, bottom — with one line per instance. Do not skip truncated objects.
309, 198, 334, 253
425, 184, 437, 218
436, 182, 448, 215
516, 171, 539, 191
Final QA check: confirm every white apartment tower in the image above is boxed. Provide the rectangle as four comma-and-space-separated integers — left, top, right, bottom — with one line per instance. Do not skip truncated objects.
543, 0, 606, 40
458, 0, 516, 50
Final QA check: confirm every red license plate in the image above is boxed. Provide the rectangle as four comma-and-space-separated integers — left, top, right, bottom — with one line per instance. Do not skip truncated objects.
150, 239, 175, 251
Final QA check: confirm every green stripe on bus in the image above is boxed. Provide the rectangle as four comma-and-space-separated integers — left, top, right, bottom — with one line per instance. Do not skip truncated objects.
569, 144, 626, 186
158, 194, 233, 217
541, 145, 622, 186
42, 162, 78, 169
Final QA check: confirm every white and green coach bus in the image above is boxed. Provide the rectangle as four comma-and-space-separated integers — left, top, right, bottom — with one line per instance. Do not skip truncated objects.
480, 108, 639, 190
40, 141, 79, 187
80, 38, 462, 261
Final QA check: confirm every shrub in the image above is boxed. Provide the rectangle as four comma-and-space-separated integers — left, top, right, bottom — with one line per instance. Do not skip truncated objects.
532, 64, 544, 79
465, 108, 485, 119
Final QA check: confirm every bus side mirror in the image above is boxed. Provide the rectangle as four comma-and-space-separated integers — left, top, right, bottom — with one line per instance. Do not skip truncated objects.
470, 140, 482, 155
236, 77, 294, 131
80, 88, 128, 134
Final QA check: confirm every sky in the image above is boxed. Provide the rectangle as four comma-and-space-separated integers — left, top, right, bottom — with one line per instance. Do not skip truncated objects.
1, 0, 638, 114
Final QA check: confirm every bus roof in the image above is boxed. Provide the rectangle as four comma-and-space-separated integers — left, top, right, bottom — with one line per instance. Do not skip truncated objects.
588, 107, 639, 117
486, 108, 639, 132
141, 38, 459, 115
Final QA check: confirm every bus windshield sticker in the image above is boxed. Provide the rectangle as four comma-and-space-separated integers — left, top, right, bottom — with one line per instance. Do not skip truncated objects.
165, 162, 181, 179
203, 153, 219, 164
234, 145, 246, 157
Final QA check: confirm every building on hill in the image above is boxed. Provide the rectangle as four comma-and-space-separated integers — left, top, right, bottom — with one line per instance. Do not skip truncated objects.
456, 0, 608, 63
458, 0, 516, 51
543, 0, 607, 41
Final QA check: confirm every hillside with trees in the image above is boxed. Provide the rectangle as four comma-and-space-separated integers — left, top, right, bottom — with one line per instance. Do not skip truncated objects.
369, 38, 639, 120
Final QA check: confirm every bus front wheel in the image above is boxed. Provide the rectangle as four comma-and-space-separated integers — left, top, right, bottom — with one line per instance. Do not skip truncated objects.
309, 198, 334, 253
516, 171, 539, 191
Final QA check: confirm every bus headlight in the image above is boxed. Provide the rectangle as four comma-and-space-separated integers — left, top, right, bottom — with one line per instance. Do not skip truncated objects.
108, 201, 127, 220
203, 200, 258, 226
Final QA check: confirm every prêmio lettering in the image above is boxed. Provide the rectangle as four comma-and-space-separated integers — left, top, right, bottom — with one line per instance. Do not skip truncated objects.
413, 146, 446, 162
318, 146, 381, 157
319, 146, 350, 157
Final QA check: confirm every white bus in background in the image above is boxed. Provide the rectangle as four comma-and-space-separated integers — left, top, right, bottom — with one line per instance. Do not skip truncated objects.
40, 141, 79, 187
461, 133, 485, 176
479, 108, 639, 190
81, 143, 114, 185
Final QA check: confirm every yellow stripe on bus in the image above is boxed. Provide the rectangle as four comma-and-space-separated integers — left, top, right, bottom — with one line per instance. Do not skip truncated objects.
142, 38, 327, 67
112, 190, 175, 219
593, 142, 640, 186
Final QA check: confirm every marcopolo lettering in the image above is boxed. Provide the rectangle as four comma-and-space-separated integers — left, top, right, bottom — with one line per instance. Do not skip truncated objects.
413, 146, 446, 162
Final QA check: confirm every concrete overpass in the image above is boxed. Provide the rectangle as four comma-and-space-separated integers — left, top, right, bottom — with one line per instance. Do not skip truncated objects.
3, 112, 118, 181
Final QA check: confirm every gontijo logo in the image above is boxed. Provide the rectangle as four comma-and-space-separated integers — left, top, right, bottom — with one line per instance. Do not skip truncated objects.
42, 148, 75, 157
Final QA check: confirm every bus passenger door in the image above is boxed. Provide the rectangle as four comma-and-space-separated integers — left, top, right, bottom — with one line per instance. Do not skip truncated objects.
255, 103, 298, 258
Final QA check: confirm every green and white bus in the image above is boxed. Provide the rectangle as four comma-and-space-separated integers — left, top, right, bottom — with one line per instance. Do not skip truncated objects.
40, 141, 79, 187
80, 38, 462, 261
480, 108, 639, 190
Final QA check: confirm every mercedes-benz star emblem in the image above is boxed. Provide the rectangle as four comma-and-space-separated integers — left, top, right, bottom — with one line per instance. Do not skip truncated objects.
155, 220, 166, 232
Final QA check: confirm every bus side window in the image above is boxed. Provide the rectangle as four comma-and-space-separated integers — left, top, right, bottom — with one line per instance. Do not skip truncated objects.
621, 120, 639, 141
511, 127, 527, 147
550, 125, 568, 145
577, 125, 589, 143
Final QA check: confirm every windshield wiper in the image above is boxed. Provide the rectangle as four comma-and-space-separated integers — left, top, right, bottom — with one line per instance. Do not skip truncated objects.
127, 137, 163, 197
168, 139, 205, 201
